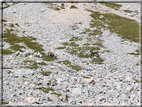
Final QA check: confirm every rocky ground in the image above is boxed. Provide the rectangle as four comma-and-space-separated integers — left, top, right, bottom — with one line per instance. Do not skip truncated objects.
0, 1, 141, 106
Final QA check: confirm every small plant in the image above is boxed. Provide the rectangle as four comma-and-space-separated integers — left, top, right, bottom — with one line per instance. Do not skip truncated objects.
36, 87, 62, 96
82, 76, 90, 79
70, 5, 77, 9
40, 71, 52, 76
56, 46, 66, 49
10, 44, 25, 52
3, 67, 13, 69
3, 49, 14, 55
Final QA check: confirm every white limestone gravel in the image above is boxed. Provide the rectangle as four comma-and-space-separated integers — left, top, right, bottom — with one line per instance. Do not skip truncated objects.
1, 1, 141, 106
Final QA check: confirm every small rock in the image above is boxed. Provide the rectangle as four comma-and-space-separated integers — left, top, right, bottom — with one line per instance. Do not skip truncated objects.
24, 82, 29, 85
118, 76, 123, 81
22, 86, 25, 89
29, 55, 33, 58
80, 78, 95, 85
71, 88, 82, 96
36, 98, 40, 102
24, 97, 36, 104
99, 97, 106, 101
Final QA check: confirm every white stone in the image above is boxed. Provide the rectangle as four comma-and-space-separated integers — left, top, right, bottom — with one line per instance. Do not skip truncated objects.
24, 97, 35, 104
71, 88, 82, 96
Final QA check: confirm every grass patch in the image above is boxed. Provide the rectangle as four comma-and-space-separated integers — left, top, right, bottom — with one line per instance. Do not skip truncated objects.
3, 67, 13, 69
63, 42, 70, 46
80, 28, 91, 34
60, 60, 82, 71
70, 5, 77, 9
61, 3, 65, 9
128, 49, 139, 55
38, 62, 47, 65
36, 87, 62, 96
89, 11, 139, 42
2, 19, 7, 22
0, 102, 9, 104
89, 29, 103, 36
21, 36, 43, 52
100, 2, 122, 10
78, 51, 91, 58
45, 3, 60, 11
36, 87, 54, 93
15, 23, 20, 27
3, 29, 22, 45
133, 78, 140, 83
3, 49, 14, 55
23, 60, 39, 70
91, 57, 104, 64
22, 75, 27, 78
70, 65, 82, 71
52, 92, 62, 97
124, 10, 133, 13
56, 46, 66, 49
10, 44, 25, 52
70, 42, 79, 47
69, 37, 82, 41
40, 71, 52, 76
70, 24, 79, 30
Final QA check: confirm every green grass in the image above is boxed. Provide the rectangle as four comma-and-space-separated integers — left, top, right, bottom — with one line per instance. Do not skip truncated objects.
133, 78, 140, 83
69, 37, 82, 41
2, 19, 7, 22
3, 49, 14, 55
23, 60, 39, 70
61, 3, 65, 9
36, 87, 62, 96
45, 3, 60, 11
59, 60, 82, 71
70, 5, 77, 9
0, 102, 9, 104
52, 92, 62, 97
22, 75, 27, 78
56, 46, 66, 49
70, 24, 79, 30
3, 29, 22, 45
38, 62, 47, 65
80, 29, 91, 34
70, 65, 82, 71
128, 49, 139, 55
3, 67, 13, 69
63, 42, 70, 46
89, 11, 139, 43
124, 10, 133, 13
40, 71, 52, 76
23, 60, 46, 69
10, 44, 25, 52
21, 36, 44, 52
91, 57, 104, 64
100, 2, 122, 10
69, 42, 79, 47
3, 28, 55, 62
15, 23, 20, 27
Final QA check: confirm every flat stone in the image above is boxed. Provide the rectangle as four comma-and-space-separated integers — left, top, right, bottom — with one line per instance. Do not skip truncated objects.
24, 97, 36, 104
71, 88, 82, 96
